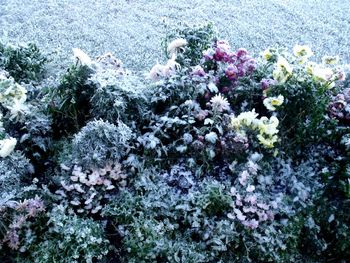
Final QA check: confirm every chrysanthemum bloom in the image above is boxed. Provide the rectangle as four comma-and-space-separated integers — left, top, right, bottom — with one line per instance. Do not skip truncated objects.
162, 55, 181, 76
293, 45, 313, 60
263, 95, 284, 111
167, 38, 188, 55
72, 48, 92, 67
214, 40, 232, 62
236, 48, 248, 58
0, 137, 17, 158
243, 58, 257, 74
148, 63, 165, 80
225, 64, 238, 80
210, 94, 230, 112
273, 56, 293, 83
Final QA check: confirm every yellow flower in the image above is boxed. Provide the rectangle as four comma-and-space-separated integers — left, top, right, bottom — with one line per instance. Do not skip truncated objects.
293, 45, 313, 59
257, 134, 278, 148
262, 48, 273, 61
167, 38, 188, 55
273, 57, 293, 83
237, 109, 259, 127
263, 95, 284, 111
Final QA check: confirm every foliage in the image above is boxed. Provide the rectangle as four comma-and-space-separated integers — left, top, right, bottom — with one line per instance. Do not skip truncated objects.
1, 24, 350, 263
0, 41, 46, 83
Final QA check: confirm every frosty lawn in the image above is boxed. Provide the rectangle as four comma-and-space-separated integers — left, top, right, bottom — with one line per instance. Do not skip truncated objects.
1, 0, 350, 75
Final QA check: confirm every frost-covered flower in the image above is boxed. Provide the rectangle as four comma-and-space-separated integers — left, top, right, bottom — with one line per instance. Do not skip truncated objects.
257, 134, 278, 148
148, 63, 164, 80
225, 64, 238, 80
0, 137, 17, 158
263, 95, 284, 111
312, 65, 334, 82
246, 185, 255, 192
72, 48, 93, 66
191, 65, 206, 77
205, 132, 218, 144
231, 109, 259, 128
262, 48, 273, 61
273, 56, 293, 83
167, 38, 187, 55
209, 94, 230, 112
203, 48, 215, 60
293, 45, 313, 60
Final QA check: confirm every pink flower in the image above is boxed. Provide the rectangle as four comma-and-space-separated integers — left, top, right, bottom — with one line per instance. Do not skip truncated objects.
242, 219, 259, 229
192, 65, 206, 77
239, 170, 249, 186
246, 185, 255, 192
234, 208, 246, 221
244, 194, 257, 205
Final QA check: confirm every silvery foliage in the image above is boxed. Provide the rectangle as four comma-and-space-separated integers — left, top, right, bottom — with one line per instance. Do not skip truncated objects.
72, 119, 133, 168
28, 205, 109, 263
0, 152, 32, 205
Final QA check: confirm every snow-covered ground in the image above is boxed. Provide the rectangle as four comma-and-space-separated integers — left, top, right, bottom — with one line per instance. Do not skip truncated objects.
1, 0, 349, 73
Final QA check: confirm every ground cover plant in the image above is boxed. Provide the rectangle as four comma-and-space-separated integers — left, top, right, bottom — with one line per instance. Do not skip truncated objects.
0, 23, 349, 262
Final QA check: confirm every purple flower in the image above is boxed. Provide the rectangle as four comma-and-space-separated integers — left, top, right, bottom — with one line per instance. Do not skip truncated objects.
244, 59, 256, 73
260, 78, 276, 90
192, 65, 206, 77
236, 48, 248, 58
203, 48, 215, 60
225, 64, 238, 80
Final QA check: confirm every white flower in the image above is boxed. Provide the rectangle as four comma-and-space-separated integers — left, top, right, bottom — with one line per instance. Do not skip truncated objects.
263, 95, 284, 111
312, 65, 334, 82
273, 56, 293, 83
148, 63, 164, 80
210, 94, 230, 112
262, 48, 273, 61
167, 38, 188, 55
246, 185, 255, 192
293, 45, 313, 59
72, 48, 92, 66
0, 137, 17, 158
236, 109, 259, 127
205, 132, 218, 144
8, 98, 28, 120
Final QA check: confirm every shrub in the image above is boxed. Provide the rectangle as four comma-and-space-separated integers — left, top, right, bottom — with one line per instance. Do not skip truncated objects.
0, 41, 46, 83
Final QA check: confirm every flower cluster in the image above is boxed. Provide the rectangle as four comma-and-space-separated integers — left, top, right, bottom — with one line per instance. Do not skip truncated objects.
231, 109, 280, 148
0, 72, 27, 120
1, 197, 45, 250
203, 40, 256, 81
57, 161, 127, 214
328, 88, 350, 123
148, 54, 181, 81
